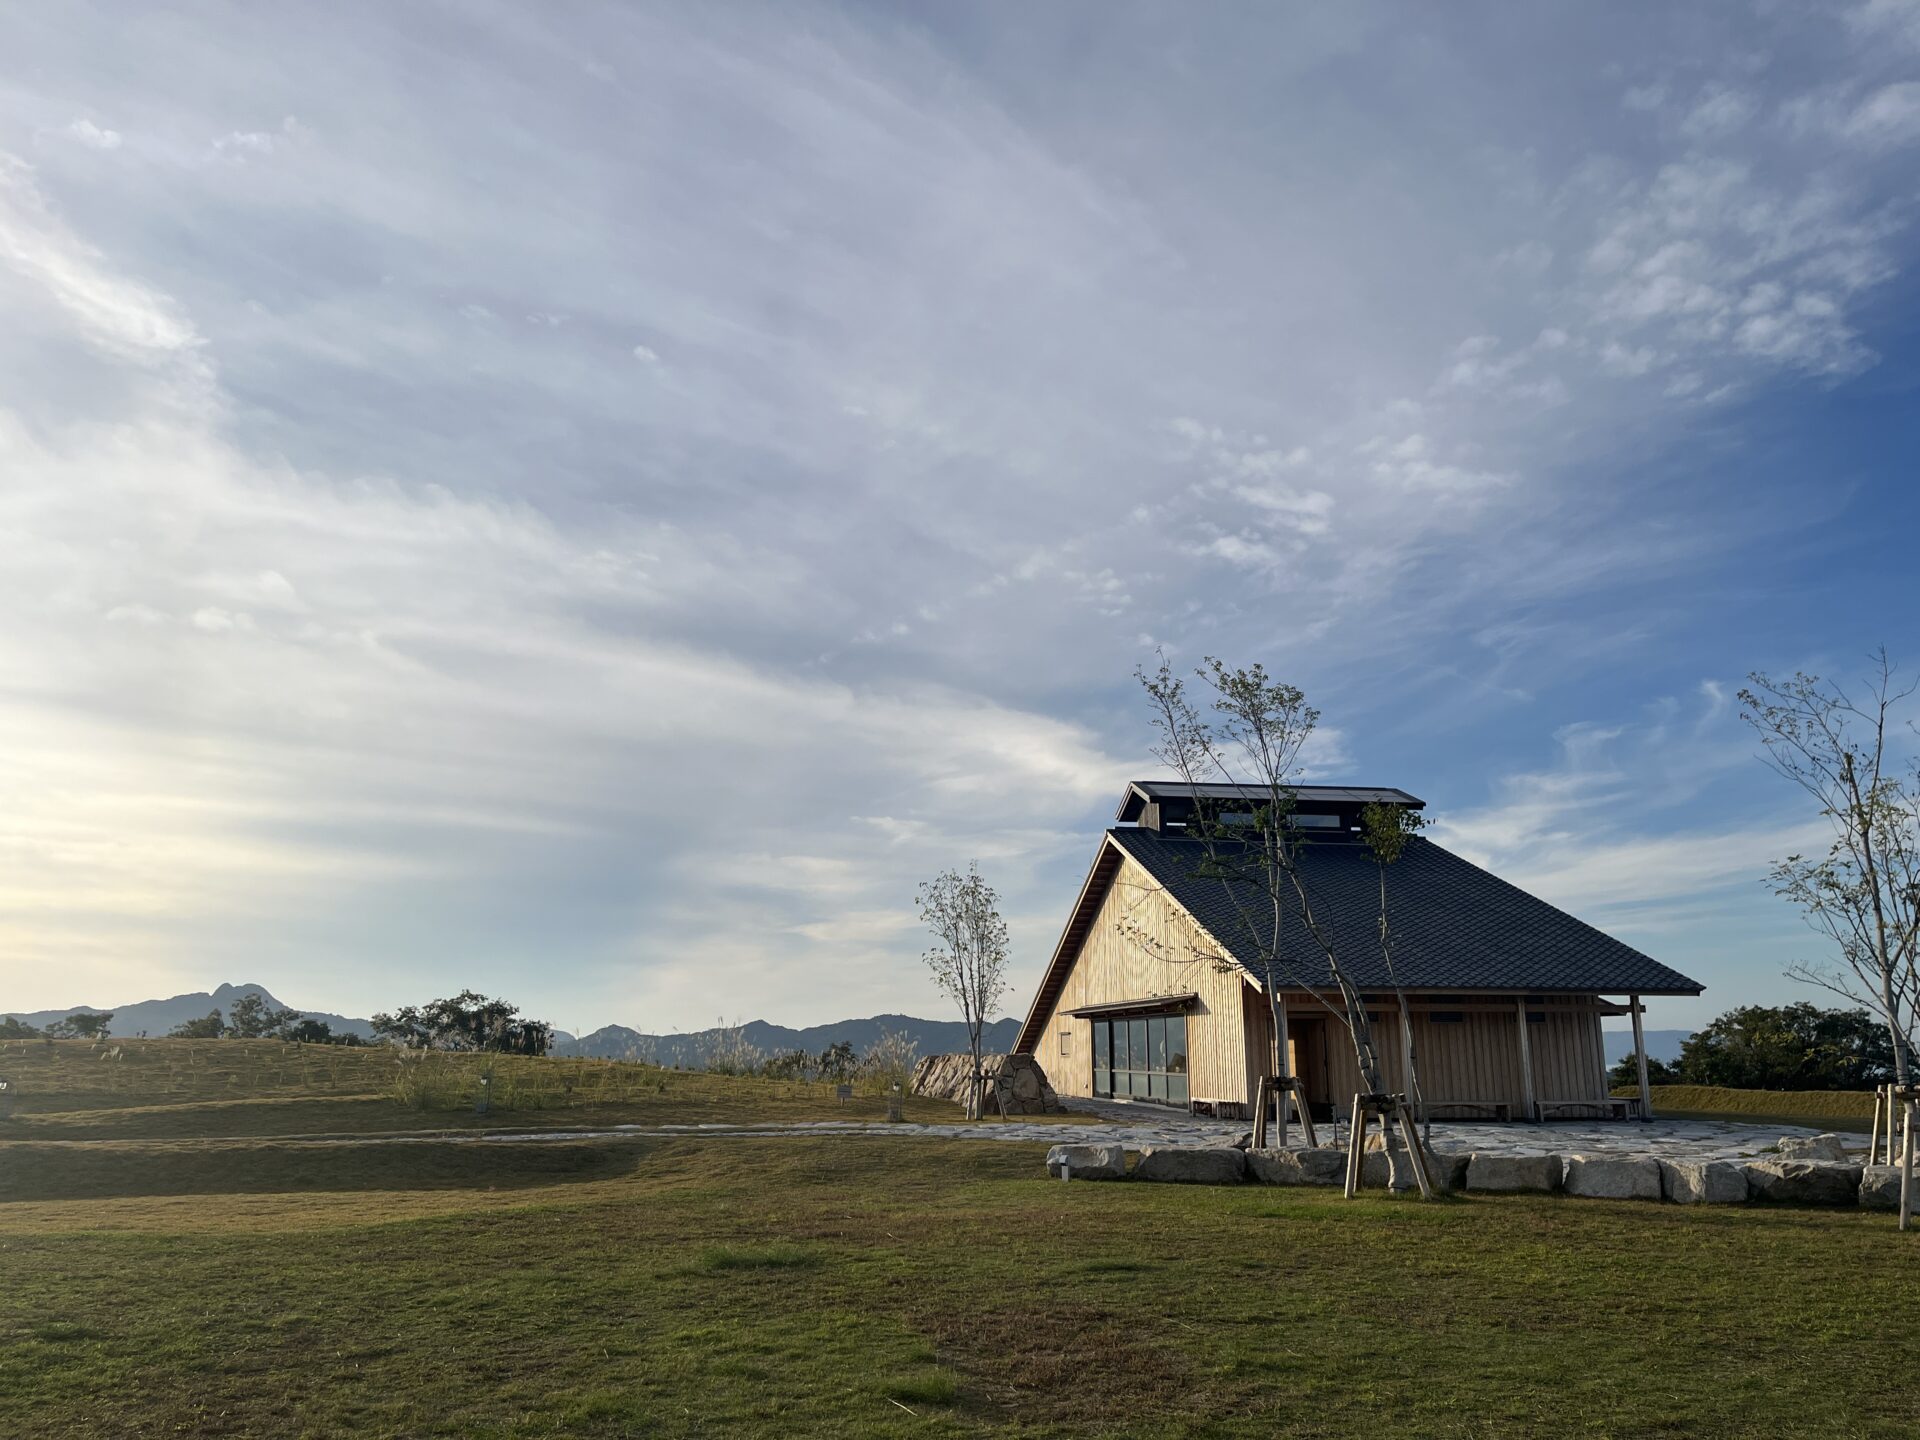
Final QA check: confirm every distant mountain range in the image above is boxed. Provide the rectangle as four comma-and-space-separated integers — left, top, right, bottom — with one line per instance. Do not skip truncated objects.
552, 1014, 1023, 1064
9, 982, 378, 1040
1602, 1028, 1689, 1066
4, 982, 1018, 1065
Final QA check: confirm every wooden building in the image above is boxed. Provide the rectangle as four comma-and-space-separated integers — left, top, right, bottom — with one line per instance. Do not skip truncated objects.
1013, 782, 1702, 1121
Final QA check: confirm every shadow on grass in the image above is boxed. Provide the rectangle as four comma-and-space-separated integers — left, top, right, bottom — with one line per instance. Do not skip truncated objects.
694, 1242, 823, 1272
878, 1369, 959, 1407
1075, 1257, 1159, 1274
0, 1138, 649, 1202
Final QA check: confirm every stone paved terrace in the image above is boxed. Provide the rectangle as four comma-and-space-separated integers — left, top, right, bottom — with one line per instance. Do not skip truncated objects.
1052, 1097, 1865, 1162
396, 1099, 1864, 1166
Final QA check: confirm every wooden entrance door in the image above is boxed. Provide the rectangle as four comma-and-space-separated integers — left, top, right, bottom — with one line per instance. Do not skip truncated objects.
1288, 1017, 1333, 1117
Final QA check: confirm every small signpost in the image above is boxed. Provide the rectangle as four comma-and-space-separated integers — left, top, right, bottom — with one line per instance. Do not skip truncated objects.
835, 1083, 852, 1105
475, 1070, 493, 1116
885, 1081, 904, 1123
0, 1078, 11, 1122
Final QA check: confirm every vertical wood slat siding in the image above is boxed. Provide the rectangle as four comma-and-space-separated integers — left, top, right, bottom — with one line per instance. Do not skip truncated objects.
1034, 852, 1256, 1106
1287, 1004, 1606, 1110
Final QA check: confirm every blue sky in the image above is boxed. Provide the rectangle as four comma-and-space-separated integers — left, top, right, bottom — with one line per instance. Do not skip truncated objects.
3, 2, 1918, 1033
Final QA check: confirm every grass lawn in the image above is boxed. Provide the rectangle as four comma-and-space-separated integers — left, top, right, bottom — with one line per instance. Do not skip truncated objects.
1618, 1084, 1878, 1134
0, 1038, 1037, 1138
4, 1042, 1918, 1437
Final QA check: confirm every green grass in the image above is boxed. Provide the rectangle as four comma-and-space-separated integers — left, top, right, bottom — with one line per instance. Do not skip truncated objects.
1618, 1083, 1878, 1132
0, 1038, 1037, 1138
4, 1046, 1919, 1435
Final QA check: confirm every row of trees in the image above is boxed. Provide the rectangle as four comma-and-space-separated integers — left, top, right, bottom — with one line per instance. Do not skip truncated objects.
168, 992, 365, 1044
6, 992, 553, 1054
369, 992, 553, 1055
1, 1012, 115, 1040
1609, 1003, 1900, 1092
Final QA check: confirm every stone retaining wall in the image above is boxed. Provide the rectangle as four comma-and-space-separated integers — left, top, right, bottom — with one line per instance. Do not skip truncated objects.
1046, 1136, 1908, 1210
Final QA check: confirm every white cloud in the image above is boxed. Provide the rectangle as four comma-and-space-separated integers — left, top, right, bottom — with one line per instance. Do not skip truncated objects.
213, 130, 275, 158
1361, 432, 1510, 492
1197, 533, 1283, 569
631, 343, 660, 364
62, 118, 122, 150
1847, 0, 1920, 50
1679, 85, 1757, 141
0, 159, 205, 364
1841, 82, 1920, 145
1622, 83, 1670, 113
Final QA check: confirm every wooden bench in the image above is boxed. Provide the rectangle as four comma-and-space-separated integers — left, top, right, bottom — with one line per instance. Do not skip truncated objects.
1539, 1098, 1635, 1121
1424, 1100, 1513, 1122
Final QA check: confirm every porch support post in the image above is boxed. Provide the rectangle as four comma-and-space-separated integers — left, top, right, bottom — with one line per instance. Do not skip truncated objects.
1514, 997, 1537, 1123
1630, 993, 1652, 1122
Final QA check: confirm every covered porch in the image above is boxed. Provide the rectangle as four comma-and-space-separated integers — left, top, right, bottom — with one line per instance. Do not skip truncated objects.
1239, 985, 1661, 1125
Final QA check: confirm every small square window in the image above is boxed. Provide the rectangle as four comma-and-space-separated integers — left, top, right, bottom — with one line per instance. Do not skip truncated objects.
1059, 1027, 1071, 1057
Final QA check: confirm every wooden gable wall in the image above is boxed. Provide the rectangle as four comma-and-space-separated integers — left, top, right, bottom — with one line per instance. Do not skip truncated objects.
1033, 848, 1261, 1106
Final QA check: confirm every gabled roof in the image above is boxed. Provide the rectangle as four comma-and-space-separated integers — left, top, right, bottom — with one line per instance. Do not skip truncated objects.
1108, 826, 1703, 997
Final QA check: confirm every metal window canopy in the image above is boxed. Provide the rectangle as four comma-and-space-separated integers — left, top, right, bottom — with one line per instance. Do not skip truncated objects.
1065, 993, 1200, 1020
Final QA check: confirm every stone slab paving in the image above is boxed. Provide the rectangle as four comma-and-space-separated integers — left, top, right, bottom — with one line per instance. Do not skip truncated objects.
433, 1104, 1855, 1165
117, 1101, 1858, 1162
1054, 1097, 1862, 1163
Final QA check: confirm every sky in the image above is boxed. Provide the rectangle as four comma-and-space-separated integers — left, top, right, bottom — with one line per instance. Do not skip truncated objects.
3, 2, 1919, 1035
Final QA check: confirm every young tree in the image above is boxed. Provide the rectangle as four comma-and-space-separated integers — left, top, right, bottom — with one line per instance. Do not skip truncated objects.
370, 1004, 433, 1049
816, 1040, 858, 1083
762, 1048, 815, 1081
227, 992, 302, 1039
1742, 654, 1920, 1227
1137, 655, 1434, 1194
1361, 800, 1430, 1137
919, 864, 1010, 1120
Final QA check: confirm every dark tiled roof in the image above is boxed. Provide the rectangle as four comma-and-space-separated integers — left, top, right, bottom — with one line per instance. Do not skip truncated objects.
1108, 826, 1702, 995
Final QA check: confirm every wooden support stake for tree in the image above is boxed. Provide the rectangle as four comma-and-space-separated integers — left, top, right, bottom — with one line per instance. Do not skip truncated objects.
1253, 1075, 1271, 1149
1901, 1097, 1914, 1235
1344, 1093, 1365, 1199
1870, 1084, 1884, 1166
1290, 1077, 1319, 1149
1395, 1099, 1438, 1199
1274, 988, 1292, 1150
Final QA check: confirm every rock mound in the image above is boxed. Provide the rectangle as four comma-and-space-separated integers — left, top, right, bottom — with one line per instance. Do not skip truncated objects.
910, 1052, 1064, 1114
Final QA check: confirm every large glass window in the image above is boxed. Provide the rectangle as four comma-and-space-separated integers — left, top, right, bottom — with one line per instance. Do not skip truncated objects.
1166, 1015, 1189, 1105
1087, 1011, 1191, 1107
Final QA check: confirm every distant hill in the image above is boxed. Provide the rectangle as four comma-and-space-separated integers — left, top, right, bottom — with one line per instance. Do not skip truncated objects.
1603, 1028, 1690, 1066
4, 984, 1009, 1065
9, 982, 377, 1040
554, 1014, 1022, 1066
